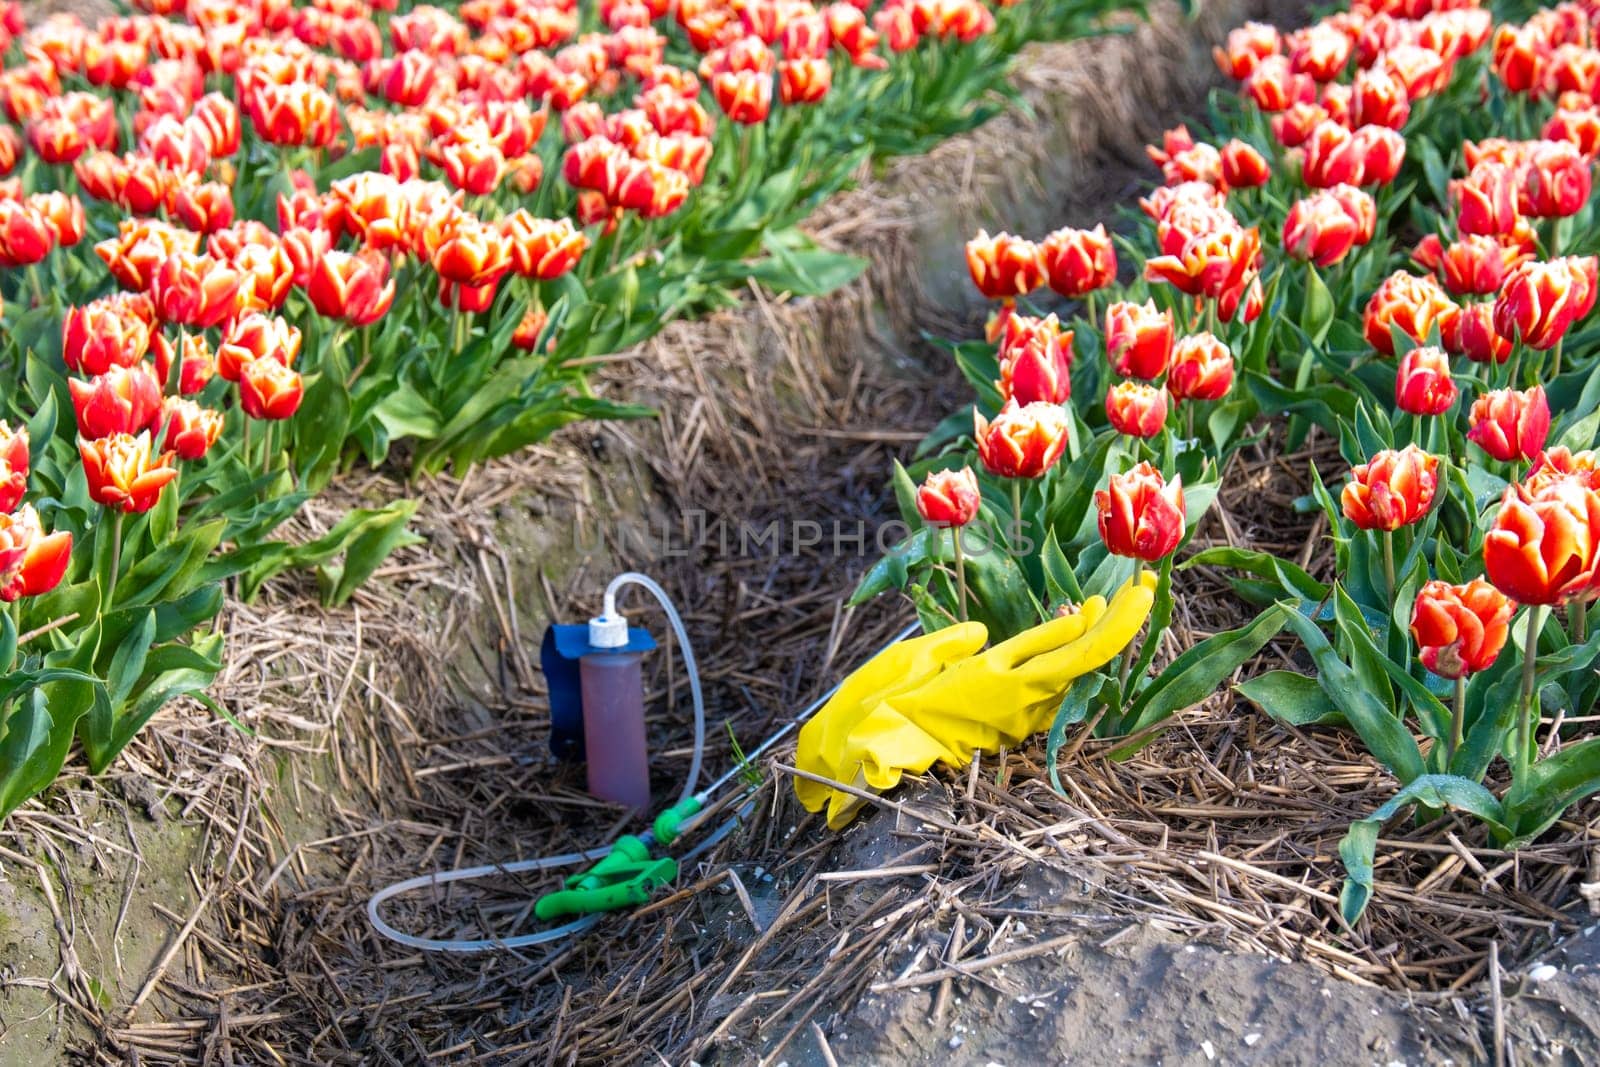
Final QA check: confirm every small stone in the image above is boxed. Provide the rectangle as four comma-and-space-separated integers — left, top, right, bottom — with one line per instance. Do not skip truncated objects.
948, 1036, 963, 1050
1201, 1040, 1216, 1061
1244, 1034, 1262, 1047
1529, 963, 1559, 983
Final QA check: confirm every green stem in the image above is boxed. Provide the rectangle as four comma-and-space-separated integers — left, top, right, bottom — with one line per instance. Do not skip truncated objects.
1381, 530, 1397, 609
1011, 479, 1024, 550
106, 510, 123, 609
1449, 674, 1466, 765
1572, 600, 1587, 646
1550, 337, 1563, 380
1184, 402, 1196, 441
1515, 604, 1544, 782
261, 421, 274, 481
952, 526, 968, 623
26, 264, 44, 308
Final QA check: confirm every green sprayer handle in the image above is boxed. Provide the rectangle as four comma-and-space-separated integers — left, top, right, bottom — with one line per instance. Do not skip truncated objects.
533, 835, 678, 921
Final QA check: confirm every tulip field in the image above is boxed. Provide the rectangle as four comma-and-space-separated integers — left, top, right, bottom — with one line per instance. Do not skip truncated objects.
8, 0, 1600, 1057
0, 0, 1127, 823
860, 0, 1600, 929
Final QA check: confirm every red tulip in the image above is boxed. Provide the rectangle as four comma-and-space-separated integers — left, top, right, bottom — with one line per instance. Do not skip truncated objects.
62, 294, 154, 375
1351, 124, 1406, 185
1105, 300, 1174, 380
78, 432, 179, 514
1341, 445, 1438, 531
1468, 386, 1550, 464
501, 212, 588, 280
1438, 234, 1512, 296
1410, 579, 1515, 680
1271, 102, 1328, 149
1144, 225, 1261, 304
1442, 302, 1514, 364
779, 58, 831, 104
217, 313, 302, 382
1363, 271, 1455, 356
1301, 120, 1362, 187
305, 251, 396, 326
1494, 257, 1598, 351
172, 181, 235, 234
69, 365, 163, 441
27, 191, 83, 247
512, 307, 551, 352
153, 333, 217, 396
1039, 224, 1116, 297
1283, 187, 1370, 266
239, 357, 305, 421
1394, 346, 1457, 416
1525, 447, 1600, 495
614, 158, 691, 218
1167, 332, 1234, 402
996, 314, 1072, 406
1095, 461, 1185, 561
149, 252, 245, 329
1220, 139, 1270, 188
965, 231, 1045, 300
1245, 56, 1315, 112
1485, 480, 1600, 606
0, 505, 72, 603
1491, 24, 1548, 95
0, 423, 28, 514
1214, 22, 1281, 81
0, 199, 54, 268
1453, 163, 1520, 236
1351, 67, 1411, 129
245, 81, 338, 147
915, 467, 980, 528
1288, 22, 1351, 82
1545, 106, 1600, 160
1520, 140, 1591, 219
711, 69, 772, 124
160, 397, 224, 461
440, 136, 507, 196
1104, 381, 1168, 438
974, 402, 1069, 479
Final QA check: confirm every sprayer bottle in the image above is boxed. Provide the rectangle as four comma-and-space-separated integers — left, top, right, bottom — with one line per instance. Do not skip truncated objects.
580, 614, 651, 813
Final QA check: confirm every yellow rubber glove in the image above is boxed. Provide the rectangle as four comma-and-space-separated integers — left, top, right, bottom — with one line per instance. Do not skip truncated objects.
795, 572, 1158, 828
793, 622, 985, 817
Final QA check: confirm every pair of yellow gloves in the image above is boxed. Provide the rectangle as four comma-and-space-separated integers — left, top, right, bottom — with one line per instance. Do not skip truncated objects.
795, 572, 1158, 828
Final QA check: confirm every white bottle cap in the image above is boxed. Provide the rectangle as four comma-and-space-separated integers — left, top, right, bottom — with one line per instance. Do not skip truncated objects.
588, 613, 629, 649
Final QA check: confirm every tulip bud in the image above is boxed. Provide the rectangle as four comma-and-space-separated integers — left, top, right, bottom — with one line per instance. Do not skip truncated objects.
239, 357, 305, 421
996, 314, 1072, 406
974, 402, 1069, 480
1039, 224, 1116, 298
512, 307, 551, 352
78, 432, 179, 514
1245, 56, 1315, 113
153, 332, 218, 396
1352, 125, 1405, 186
1288, 23, 1351, 83
1219, 139, 1270, 188
69, 364, 164, 440
1395, 346, 1457, 417
1411, 579, 1515, 680
1167, 332, 1234, 402
1438, 234, 1512, 296
0, 505, 72, 603
965, 231, 1045, 301
160, 397, 224, 460
1095, 461, 1185, 561
1351, 68, 1411, 129
778, 57, 831, 104
1301, 120, 1362, 187
1485, 480, 1600, 606
1341, 445, 1439, 531
501, 212, 588, 280
1468, 386, 1550, 464
172, 181, 235, 234
915, 467, 981, 528
1105, 381, 1168, 438
1105, 300, 1174, 380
